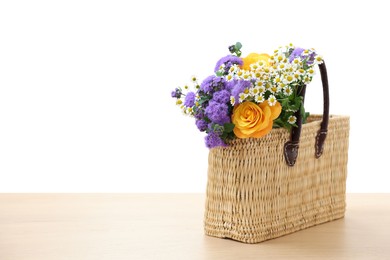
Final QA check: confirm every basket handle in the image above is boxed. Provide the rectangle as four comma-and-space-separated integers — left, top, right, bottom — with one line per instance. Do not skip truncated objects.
283, 61, 330, 166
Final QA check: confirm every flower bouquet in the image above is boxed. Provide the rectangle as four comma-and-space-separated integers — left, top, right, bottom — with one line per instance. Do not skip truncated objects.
171, 43, 349, 243
171, 42, 324, 148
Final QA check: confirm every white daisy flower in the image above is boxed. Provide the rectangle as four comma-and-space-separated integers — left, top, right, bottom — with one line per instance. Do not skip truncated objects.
250, 63, 259, 71
268, 95, 277, 106
239, 93, 247, 103
258, 85, 266, 95
283, 74, 295, 84
314, 55, 324, 64
278, 63, 286, 70
226, 74, 234, 82
236, 69, 244, 78
250, 87, 259, 96
230, 96, 236, 106
274, 76, 282, 85
255, 80, 263, 87
252, 70, 262, 79
242, 71, 252, 81
288, 115, 297, 124
302, 49, 310, 56
255, 95, 265, 103
307, 68, 315, 76
257, 60, 266, 67
283, 86, 293, 96
269, 85, 281, 94
303, 76, 312, 84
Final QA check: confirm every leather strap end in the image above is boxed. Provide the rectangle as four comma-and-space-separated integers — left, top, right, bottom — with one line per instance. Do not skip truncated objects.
284, 141, 300, 167
315, 130, 327, 158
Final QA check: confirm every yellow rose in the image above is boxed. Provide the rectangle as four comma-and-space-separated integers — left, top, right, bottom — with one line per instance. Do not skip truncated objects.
241, 53, 271, 70
232, 101, 281, 138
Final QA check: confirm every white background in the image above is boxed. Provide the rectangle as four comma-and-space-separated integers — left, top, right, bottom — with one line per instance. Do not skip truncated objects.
0, 0, 388, 192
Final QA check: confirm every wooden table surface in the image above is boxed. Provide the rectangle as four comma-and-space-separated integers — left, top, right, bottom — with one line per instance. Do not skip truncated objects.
0, 194, 389, 260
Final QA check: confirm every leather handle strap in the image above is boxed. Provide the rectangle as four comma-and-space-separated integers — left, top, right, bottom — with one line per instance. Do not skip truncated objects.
283, 61, 330, 166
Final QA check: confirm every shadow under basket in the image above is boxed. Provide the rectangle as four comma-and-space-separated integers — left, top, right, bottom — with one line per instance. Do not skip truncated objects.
204, 115, 350, 243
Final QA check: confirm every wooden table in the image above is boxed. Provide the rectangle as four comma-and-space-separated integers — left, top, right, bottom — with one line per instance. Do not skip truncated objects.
0, 194, 389, 260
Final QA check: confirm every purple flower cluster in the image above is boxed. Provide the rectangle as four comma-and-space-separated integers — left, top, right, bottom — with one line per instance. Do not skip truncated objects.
195, 119, 208, 131
205, 131, 227, 149
184, 92, 195, 107
212, 90, 230, 104
200, 75, 226, 93
205, 101, 230, 125
171, 88, 182, 98
289, 47, 315, 65
214, 55, 243, 74
171, 51, 248, 149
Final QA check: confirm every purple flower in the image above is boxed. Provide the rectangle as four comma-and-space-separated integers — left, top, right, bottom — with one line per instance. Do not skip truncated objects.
194, 109, 204, 120
200, 75, 226, 93
214, 55, 243, 73
289, 48, 305, 63
184, 92, 195, 107
205, 101, 230, 125
205, 131, 227, 149
195, 119, 208, 132
212, 90, 230, 104
171, 88, 182, 98
289, 47, 316, 65
230, 80, 251, 105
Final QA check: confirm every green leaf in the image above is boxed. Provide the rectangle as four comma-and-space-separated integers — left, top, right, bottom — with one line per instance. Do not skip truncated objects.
215, 71, 224, 77
223, 123, 235, 133
300, 102, 306, 118
198, 95, 211, 105
273, 118, 284, 128
303, 112, 310, 124
221, 132, 228, 139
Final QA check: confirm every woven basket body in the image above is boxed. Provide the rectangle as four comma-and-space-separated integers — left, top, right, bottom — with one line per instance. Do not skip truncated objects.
204, 115, 350, 243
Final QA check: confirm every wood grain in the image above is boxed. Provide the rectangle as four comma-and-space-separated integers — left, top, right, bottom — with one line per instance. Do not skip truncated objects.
0, 194, 389, 260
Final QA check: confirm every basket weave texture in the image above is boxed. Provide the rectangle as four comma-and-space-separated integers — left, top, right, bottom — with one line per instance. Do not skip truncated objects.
204, 115, 350, 243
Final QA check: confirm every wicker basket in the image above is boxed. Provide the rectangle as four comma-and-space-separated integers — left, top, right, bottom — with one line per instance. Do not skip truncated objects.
204, 62, 350, 243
